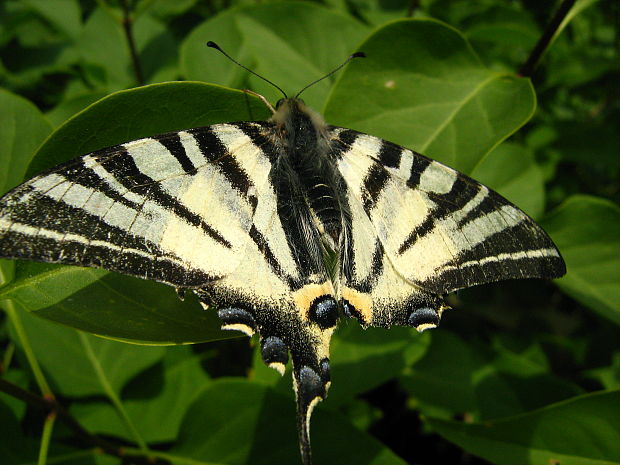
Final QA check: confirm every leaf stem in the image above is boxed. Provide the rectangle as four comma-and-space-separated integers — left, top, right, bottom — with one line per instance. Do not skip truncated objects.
406, 0, 419, 17
0, 378, 170, 465
120, 0, 144, 86
38, 411, 56, 465
1, 341, 15, 374
79, 333, 149, 452
3, 301, 53, 396
519, 0, 576, 77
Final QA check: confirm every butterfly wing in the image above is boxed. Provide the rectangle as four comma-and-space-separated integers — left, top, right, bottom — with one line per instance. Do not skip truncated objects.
0, 125, 272, 287
329, 127, 566, 329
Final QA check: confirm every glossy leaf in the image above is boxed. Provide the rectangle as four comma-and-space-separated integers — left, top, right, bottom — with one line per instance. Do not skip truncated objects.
325, 18, 536, 174
0, 89, 52, 198
0, 263, 236, 343
72, 347, 211, 443
26, 82, 269, 177
9, 308, 165, 396
328, 323, 430, 405
428, 390, 620, 465
541, 195, 620, 325
471, 142, 545, 219
45, 90, 109, 127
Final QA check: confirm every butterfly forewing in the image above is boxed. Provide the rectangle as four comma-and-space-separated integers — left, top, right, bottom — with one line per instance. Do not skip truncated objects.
0, 126, 272, 286
330, 127, 565, 299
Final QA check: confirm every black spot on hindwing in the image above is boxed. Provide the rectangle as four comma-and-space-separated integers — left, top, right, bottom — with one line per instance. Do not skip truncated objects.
261, 336, 289, 366
407, 307, 440, 329
308, 296, 338, 329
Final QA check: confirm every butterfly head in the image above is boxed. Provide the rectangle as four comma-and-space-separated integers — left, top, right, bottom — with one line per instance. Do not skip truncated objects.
270, 98, 328, 155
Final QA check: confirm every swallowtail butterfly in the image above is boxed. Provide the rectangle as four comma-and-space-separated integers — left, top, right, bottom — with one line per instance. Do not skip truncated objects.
0, 44, 565, 464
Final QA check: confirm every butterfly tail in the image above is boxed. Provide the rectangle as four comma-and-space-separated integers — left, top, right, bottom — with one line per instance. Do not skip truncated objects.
293, 361, 330, 465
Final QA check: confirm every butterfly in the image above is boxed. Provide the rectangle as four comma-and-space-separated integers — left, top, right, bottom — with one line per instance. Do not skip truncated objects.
0, 43, 566, 464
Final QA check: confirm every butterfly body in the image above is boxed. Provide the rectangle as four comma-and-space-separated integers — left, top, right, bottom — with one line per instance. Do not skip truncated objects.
0, 94, 565, 465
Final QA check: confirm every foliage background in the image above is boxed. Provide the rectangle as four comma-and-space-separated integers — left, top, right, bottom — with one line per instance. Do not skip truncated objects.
0, 1, 619, 464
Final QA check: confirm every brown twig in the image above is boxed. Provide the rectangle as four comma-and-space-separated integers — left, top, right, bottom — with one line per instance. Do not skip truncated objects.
519, 0, 576, 77
120, 0, 144, 86
0, 378, 169, 465
406, 0, 419, 18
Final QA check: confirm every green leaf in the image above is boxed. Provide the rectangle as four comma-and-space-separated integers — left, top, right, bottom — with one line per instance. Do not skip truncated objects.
473, 336, 582, 420
338, 0, 411, 26
585, 352, 620, 391
1, 263, 235, 343
462, 5, 539, 69
325, 18, 536, 174
23, 0, 83, 41
25, 82, 269, 177
180, 1, 368, 108
403, 330, 581, 421
72, 346, 211, 443
427, 390, 620, 465
45, 90, 110, 127
541, 195, 620, 325
328, 323, 430, 405
471, 142, 545, 219
78, 7, 177, 89
0, 88, 52, 286
0, 88, 53, 195
171, 379, 406, 465
402, 330, 480, 417
9, 307, 166, 396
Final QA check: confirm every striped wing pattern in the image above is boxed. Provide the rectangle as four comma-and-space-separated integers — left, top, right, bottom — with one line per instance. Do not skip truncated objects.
330, 127, 564, 328
0, 100, 566, 465
0, 126, 271, 286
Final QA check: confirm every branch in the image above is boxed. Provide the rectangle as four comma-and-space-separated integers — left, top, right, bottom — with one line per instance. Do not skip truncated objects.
519, 0, 576, 77
0, 378, 169, 465
406, 0, 420, 18
120, 0, 145, 86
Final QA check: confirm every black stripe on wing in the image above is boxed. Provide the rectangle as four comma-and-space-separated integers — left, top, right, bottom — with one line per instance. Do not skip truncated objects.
232, 122, 280, 163
153, 133, 196, 174
0, 186, 216, 286
95, 145, 232, 249
188, 127, 254, 195
398, 173, 481, 255
362, 163, 390, 215
248, 224, 297, 289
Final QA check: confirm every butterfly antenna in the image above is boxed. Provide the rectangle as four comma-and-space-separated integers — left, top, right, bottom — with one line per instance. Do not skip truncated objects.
295, 51, 366, 99
207, 41, 288, 99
